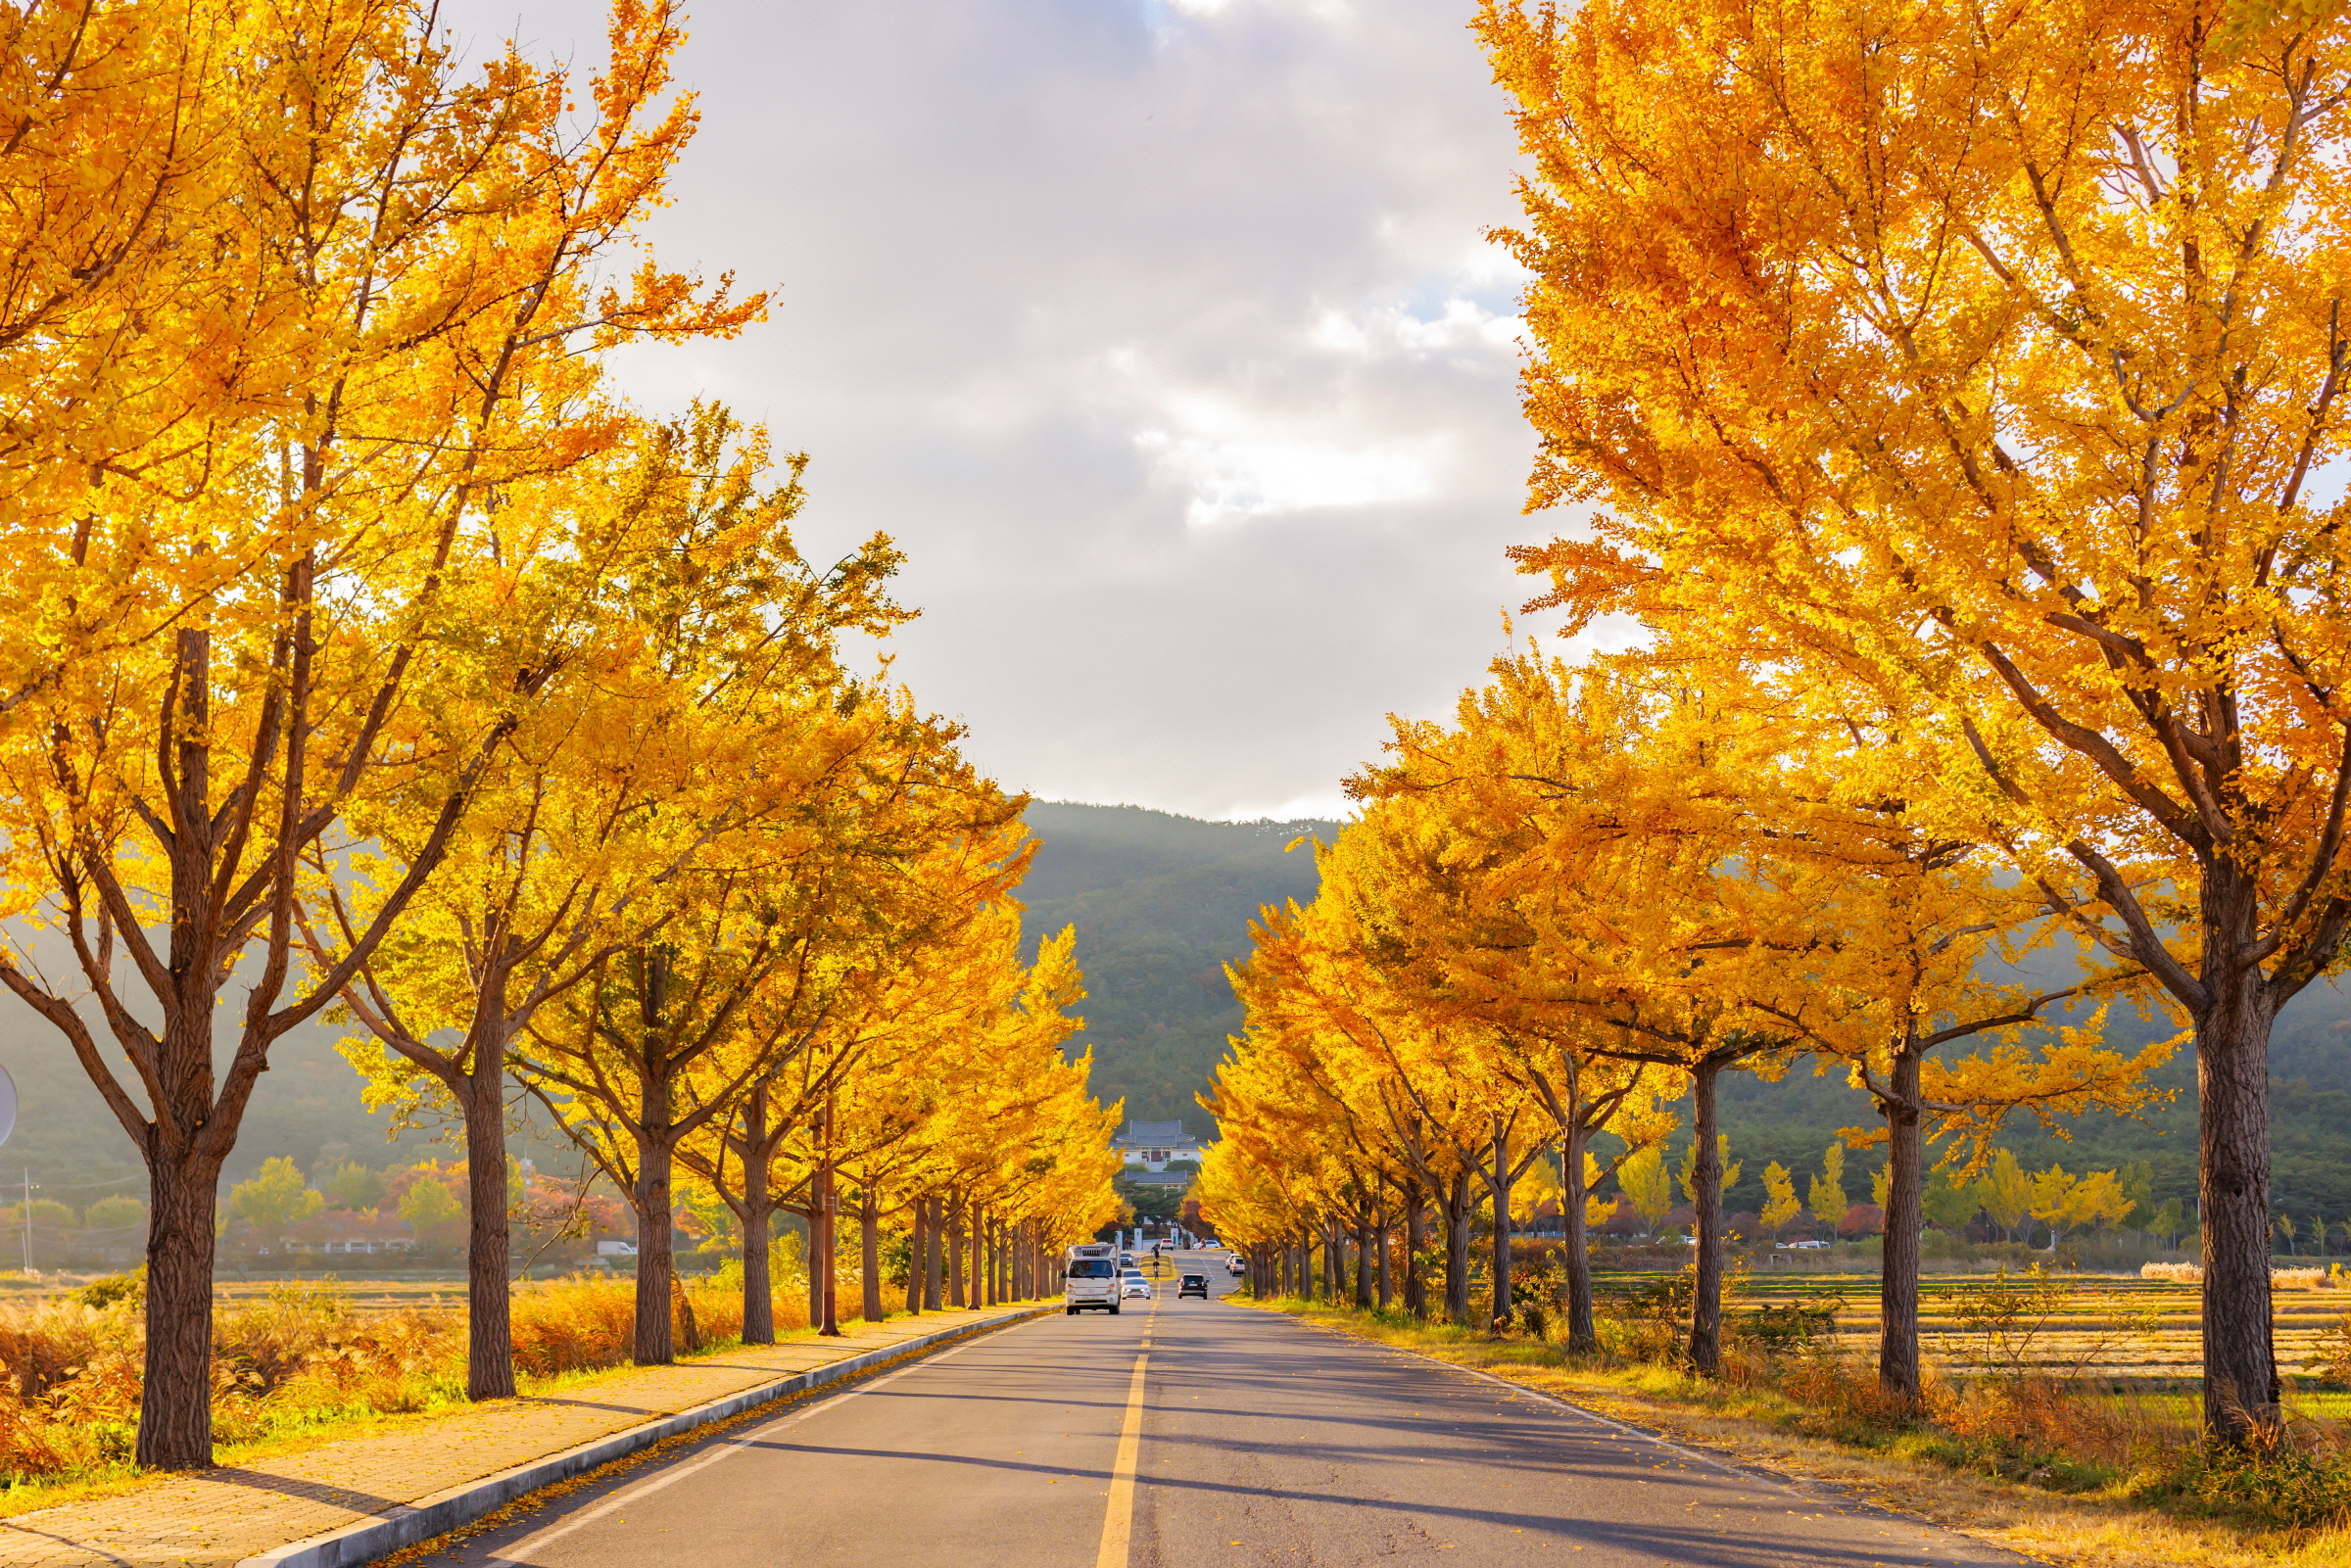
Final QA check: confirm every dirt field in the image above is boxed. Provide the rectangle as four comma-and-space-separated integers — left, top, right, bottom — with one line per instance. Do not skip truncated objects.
1704, 1270, 2348, 1386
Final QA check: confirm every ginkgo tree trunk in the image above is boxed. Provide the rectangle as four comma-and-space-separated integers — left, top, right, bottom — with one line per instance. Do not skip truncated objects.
1491, 1040, 1664, 1354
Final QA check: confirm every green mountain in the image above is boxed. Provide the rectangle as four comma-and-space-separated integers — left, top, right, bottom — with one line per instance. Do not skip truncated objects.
0, 933, 443, 1203
10, 794, 2340, 1231
1621, 985, 2351, 1222
1018, 802, 1342, 1129
1018, 802, 2351, 1224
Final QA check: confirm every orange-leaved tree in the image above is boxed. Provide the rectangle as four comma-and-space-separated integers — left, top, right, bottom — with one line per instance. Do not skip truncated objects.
1481, 0, 2351, 1441
1356, 656, 1798, 1372
312, 405, 902, 1394
0, 0, 758, 1467
515, 692, 1027, 1361
1694, 677, 2172, 1402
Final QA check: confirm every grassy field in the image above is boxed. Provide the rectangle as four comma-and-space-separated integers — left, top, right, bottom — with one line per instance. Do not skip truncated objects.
1671, 1270, 2351, 1388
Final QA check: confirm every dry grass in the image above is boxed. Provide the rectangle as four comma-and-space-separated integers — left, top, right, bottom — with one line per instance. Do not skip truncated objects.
1246, 1294, 2351, 1567
0, 1271, 773, 1508
2143, 1264, 2348, 1291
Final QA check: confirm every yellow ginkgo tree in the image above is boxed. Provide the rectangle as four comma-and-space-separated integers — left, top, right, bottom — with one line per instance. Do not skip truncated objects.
0, 0, 757, 1468
312, 405, 906, 1393
1483, 0, 2351, 1443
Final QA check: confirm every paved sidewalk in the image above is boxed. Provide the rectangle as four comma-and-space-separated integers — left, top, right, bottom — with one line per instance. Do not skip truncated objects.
0, 1304, 1042, 1568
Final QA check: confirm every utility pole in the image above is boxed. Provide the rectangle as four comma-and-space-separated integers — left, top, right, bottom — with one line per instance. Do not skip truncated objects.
19, 1169, 29, 1274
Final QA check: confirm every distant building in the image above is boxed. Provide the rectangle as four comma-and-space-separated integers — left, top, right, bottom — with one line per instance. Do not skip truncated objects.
1114, 1119, 1209, 1172
245, 1210, 419, 1259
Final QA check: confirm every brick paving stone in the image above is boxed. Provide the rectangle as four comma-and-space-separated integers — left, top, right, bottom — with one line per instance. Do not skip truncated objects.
0, 1304, 1032, 1568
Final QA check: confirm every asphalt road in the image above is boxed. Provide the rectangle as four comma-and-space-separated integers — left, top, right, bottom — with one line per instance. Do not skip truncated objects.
435, 1251, 2032, 1568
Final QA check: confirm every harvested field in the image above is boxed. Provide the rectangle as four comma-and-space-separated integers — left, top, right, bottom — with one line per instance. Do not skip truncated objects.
1651, 1269, 2351, 1386
0, 1272, 644, 1314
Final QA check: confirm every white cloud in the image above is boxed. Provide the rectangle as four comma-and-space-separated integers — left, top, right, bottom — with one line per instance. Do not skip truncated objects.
445, 0, 1559, 819
1133, 392, 1442, 524
1311, 295, 1525, 359
1211, 792, 1359, 825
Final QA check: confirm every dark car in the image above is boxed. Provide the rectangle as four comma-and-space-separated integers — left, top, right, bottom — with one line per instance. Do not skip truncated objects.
1176, 1273, 1210, 1299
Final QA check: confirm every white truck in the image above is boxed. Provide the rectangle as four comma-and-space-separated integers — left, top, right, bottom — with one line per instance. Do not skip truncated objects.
1064, 1243, 1122, 1314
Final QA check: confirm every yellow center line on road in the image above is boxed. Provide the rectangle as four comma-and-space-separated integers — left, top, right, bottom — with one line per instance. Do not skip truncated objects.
1094, 1290, 1160, 1568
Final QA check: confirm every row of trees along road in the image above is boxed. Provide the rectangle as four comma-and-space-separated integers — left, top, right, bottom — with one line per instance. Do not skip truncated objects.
1201, 652, 2169, 1413
0, 0, 1123, 1469
1472, 0, 2351, 1449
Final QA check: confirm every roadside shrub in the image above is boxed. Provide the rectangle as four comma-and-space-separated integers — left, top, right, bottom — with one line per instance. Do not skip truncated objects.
2184, 1442, 2351, 1530
508, 1274, 746, 1378
0, 1297, 125, 1402
75, 1268, 144, 1310
1598, 1273, 1693, 1362
1775, 1348, 1928, 1434
1735, 1298, 1837, 1356
509, 1277, 639, 1377
1509, 1250, 1566, 1341
1931, 1264, 2162, 1382
2308, 1313, 2351, 1383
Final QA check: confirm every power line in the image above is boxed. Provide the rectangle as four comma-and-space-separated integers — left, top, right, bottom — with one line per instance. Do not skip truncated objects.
33, 1174, 142, 1195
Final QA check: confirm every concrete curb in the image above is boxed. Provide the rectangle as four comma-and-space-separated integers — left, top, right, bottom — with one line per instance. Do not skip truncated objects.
234, 1306, 1051, 1568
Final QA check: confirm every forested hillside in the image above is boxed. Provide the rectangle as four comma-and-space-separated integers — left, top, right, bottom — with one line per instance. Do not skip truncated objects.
1689, 986, 2351, 1220
8, 799, 2342, 1219
1019, 801, 2351, 1212
0, 948, 440, 1201
1019, 802, 1340, 1126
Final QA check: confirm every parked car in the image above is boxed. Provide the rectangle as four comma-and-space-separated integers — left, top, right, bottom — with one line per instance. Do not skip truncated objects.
1778, 1239, 1831, 1251
1120, 1269, 1153, 1299
1176, 1273, 1209, 1300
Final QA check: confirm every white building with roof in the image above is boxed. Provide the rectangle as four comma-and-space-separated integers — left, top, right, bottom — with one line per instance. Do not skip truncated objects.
1113, 1118, 1209, 1172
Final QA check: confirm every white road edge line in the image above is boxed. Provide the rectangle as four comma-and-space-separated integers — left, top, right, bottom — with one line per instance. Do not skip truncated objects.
487, 1321, 1032, 1565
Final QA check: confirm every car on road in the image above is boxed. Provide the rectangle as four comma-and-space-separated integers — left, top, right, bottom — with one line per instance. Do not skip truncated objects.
1176, 1273, 1209, 1299
1225, 1256, 1246, 1275
1065, 1256, 1122, 1313
1119, 1270, 1153, 1299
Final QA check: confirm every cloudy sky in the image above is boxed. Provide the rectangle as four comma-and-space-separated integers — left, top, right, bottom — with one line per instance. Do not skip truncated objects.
458, 0, 1581, 820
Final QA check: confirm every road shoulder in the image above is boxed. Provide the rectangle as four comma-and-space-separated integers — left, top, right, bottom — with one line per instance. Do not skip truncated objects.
1227, 1297, 2256, 1568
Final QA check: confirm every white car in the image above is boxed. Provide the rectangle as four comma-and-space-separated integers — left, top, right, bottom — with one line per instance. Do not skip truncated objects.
1119, 1270, 1153, 1299
1065, 1256, 1122, 1313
